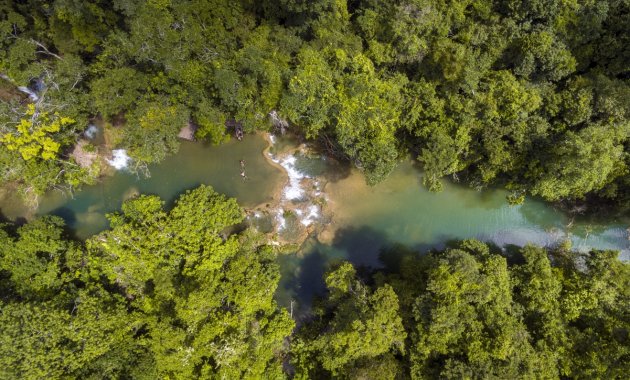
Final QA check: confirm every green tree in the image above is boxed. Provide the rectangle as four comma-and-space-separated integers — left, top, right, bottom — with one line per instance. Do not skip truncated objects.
529, 122, 627, 200
123, 100, 189, 166
90, 67, 147, 118
0, 215, 79, 298
512, 245, 567, 372
556, 249, 630, 378
0, 186, 294, 378
409, 241, 551, 378
294, 262, 406, 379
87, 185, 293, 378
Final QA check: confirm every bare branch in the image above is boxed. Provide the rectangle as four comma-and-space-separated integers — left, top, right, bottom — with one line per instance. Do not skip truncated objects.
30, 39, 63, 60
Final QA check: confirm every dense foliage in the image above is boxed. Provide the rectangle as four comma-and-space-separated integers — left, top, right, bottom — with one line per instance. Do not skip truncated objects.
1, 0, 629, 208
2, 2, 629, 377
0, 186, 293, 379
293, 240, 629, 379
1, 186, 628, 379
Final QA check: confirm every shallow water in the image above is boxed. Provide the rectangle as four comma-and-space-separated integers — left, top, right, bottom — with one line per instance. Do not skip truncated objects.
0, 135, 283, 239
276, 160, 630, 312
1, 135, 628, 312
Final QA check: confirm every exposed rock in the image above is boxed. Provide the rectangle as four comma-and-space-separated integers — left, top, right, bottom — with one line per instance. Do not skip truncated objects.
269, 110, 289, 135
71, 140, 98, 168
225, 120, 244, 140
178, 122, 197, 141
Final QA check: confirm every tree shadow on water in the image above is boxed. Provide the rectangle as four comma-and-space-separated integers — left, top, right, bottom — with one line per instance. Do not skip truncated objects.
0, 209, 14, 225
378, 243, 420, 274
319, 158, 352, 183
49, 206, 84, 240
519, 199, 565, 230
279, 248, 328, 312
331, 225, 392, 268
295, 249, 328, 305
0, 209, 24, 235
49, 206, 77, 226
283, 226, 393, 312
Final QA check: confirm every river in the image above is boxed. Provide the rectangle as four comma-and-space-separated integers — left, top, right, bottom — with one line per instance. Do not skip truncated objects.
0, 136, 284, 239
277, 159, 630, 311
1, 134, 628, 313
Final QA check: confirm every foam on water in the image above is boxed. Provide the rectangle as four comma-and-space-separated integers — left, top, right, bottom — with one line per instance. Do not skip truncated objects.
107, 149, 131, 170
85, 125, 99, 139
267, 135, 322, 231
278, 155, 307, 200
17, 86, 39, 101
276, 208, 287, 230
301, 205, 320, 226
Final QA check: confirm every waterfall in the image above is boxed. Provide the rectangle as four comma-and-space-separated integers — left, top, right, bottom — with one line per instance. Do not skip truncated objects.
107, 149, 131, 170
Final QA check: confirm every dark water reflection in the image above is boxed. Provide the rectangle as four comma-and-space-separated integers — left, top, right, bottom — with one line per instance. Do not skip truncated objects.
1, 135, 628, 313
0, 135, 283, 239
276, 161, 630, 312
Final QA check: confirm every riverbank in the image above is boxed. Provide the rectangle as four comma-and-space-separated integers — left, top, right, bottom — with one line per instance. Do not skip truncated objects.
0, 134, 285, 238
1, 130, 628, 263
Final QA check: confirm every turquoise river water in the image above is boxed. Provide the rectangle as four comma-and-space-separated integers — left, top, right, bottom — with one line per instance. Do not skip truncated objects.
1, 134, 628, 312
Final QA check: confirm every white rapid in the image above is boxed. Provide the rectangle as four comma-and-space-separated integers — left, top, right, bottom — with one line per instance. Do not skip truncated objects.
84, 124, 99, 139
107, 149, 131, 170
267, 136, 322, 233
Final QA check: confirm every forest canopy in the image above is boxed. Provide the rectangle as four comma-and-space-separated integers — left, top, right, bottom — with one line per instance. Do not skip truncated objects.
2, 2, 629, 378
0, 186, 628, 378
0, 0, 629, 209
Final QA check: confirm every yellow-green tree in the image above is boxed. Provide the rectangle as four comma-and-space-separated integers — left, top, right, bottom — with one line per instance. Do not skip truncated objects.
1, 103, 74, 161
